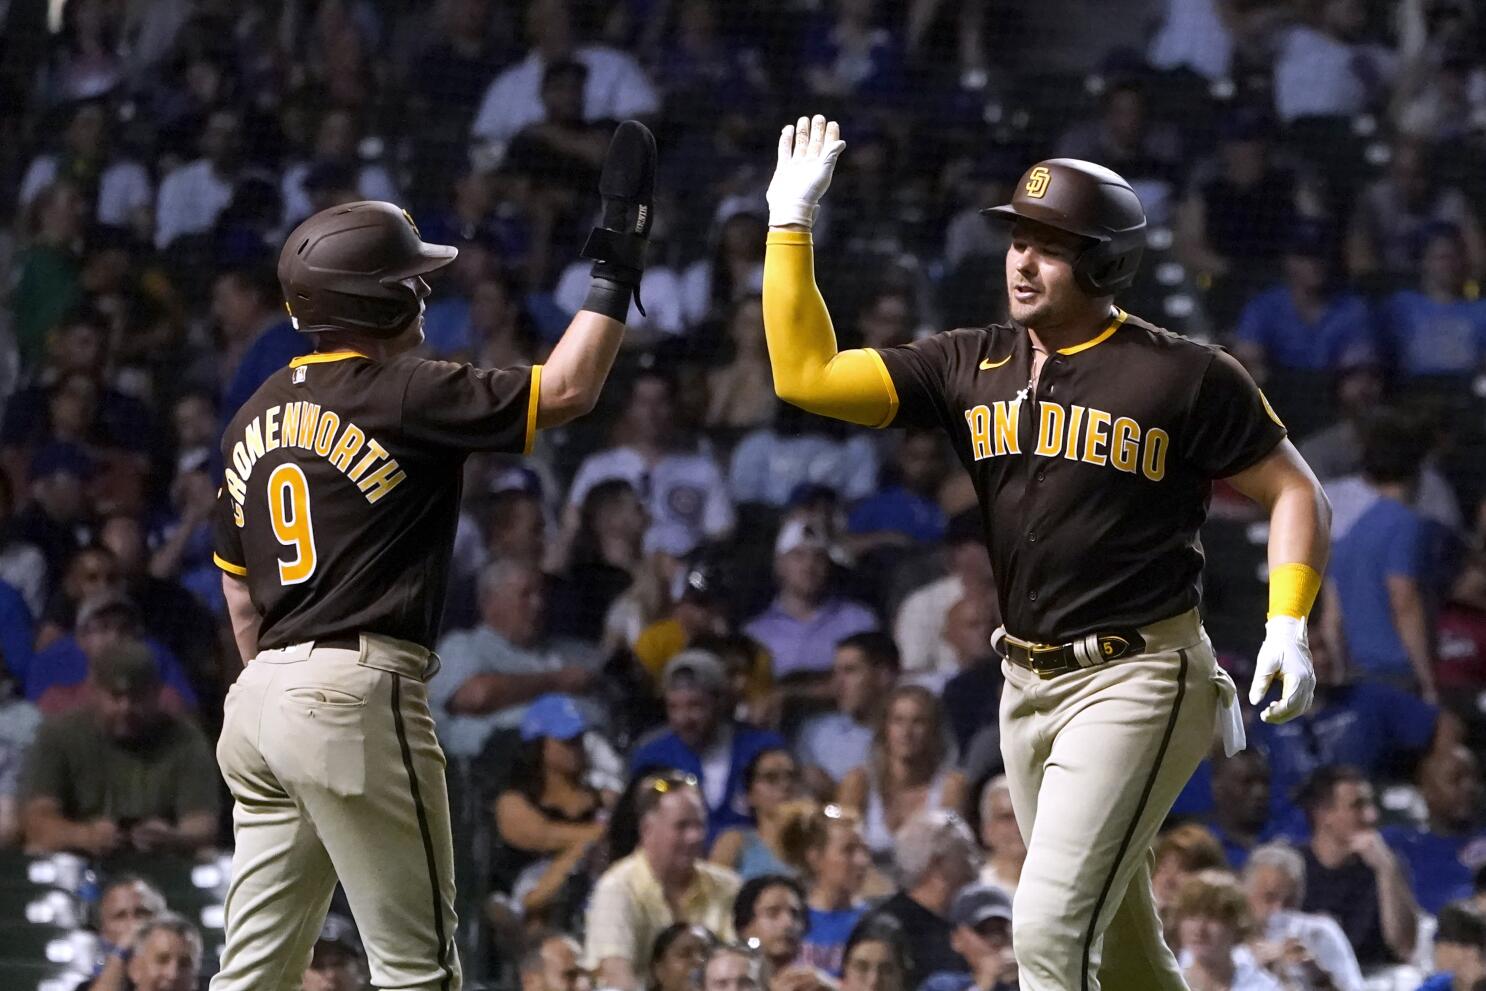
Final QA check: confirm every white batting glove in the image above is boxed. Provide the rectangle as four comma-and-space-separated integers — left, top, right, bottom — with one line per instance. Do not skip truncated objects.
1248, 615, 1316, 724
766, 114, 847, 230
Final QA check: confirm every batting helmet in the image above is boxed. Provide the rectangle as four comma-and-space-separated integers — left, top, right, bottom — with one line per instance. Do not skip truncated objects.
982, 159, 1147, 295
278, 201, 457, 335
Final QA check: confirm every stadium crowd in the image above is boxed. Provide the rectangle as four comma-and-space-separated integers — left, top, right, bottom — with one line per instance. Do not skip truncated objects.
5, 0, 1486, 988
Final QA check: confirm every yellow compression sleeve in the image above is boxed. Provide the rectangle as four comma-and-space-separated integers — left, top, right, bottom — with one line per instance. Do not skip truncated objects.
763, 230, 899, 428
1268, 562, 1322, 620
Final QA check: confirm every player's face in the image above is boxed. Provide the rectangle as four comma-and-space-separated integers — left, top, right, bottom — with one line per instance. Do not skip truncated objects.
127, 929, 200, 991
1005, 220, 1091, 328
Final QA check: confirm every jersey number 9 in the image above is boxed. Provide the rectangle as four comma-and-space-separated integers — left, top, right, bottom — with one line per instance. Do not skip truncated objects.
268, 463, 318, 586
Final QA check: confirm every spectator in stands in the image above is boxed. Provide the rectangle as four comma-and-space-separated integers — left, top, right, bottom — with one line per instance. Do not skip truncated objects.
38, 542, 120, 646
1272, 0, 1397, 124
281, 106, 399, 229
630, 650, 786, 841
1326, 408, 1442, 697
1250, 617, 1457, 836
1381, 222, 1486, 380
846, 429, 948, 552
801, 0, 905, 99
302, 914, 368, 991
89, 911, 203, 991
735, 873, 808, 973
10, 181, 87, 368
647, 924, 714, 991
1296, 765, 1419, 966
630, 560, 740, 690
1382, 742, 1486, 914
894, 513, 992, 676
743, 520, 877, 680
863, 809, 979, 989
470, 0, 658, 150
728, 404, 880, 510
19, 100, 152, 239
585, 770, 740, 990
701, 944, 762, 991
0, 665, 39, 848
839, 920, 910, 991
1394, 43, 1486, 143
21, 639, 217, 858
784, 804, 871, 975
154, 106, 246, 250
1056, 79, 1181, 221
681, 210, 767, 330
1169, 870, 1282, 991
707, 297, 777, 432
554, 479, 645, 642
485, 488, 549, 571
652, 0, 769, 114
938, 596, 1000, 751
1231, 218, 1378, 381
1151, 823, 1229, 912
840, 686, 966, 866
493, 695, 608, 919
0, 470, 47, 616
27, 592, 198, 717
1348, 139, 1486, 282
920, 883, 1017, 991
95, 875, 168, 971
520, 931, 591, 991
432, 558, 602, 759
13, 442, 92, 578
1294, 354, 1386, 482
1420, 901, 1486, 991
606, 523, 695, 656
215, 265, 311, 421
567, 369, 735, 548
506, 61, 610, 204
1242, 843, 1363, 991
1206, 749, 1278, 871
711, 748, 803, 878
975, 777, 1023, 899
795, 632, 898, 794
1440, 548, 1486, 692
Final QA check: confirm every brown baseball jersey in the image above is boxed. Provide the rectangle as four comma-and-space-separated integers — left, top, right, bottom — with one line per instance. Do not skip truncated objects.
874, 306, 1284, 643
213, 351, 539, 651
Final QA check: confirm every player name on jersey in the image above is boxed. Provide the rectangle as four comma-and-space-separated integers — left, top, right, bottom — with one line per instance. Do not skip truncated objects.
962, 399, 1169, 482
223, 401, 406, 525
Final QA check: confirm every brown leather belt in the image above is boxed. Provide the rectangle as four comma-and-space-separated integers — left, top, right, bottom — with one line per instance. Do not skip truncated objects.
995, 628, 1146, 679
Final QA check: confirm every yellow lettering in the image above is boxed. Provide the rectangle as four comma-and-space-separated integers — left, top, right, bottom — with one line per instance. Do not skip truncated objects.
244, 418, 266, 464
233, 502, 244, 527
232, 441, 252, 480
328, 423, 365, 472
1143, 428, 1169, 481
298, 403, 321, 448
281, 403, 301, 449
358, 459, 406, 503
1034, 402, 1065, 457
994, 401, 1021, 456
348, 439, 389, 482
1082, 409, 1111, 466
965, 406, 993, 461
313, 412, 341, 456
1111, 417, 1140, 474
263, 405, 280, 451
1063, 405, 1086, 461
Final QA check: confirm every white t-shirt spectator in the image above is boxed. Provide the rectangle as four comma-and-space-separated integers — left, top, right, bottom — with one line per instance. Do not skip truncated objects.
568, 446, 734, 546
1273, 26, 1396, 123
280, 161, 400, 228
680, 258, 765, 328
154, 159, 235, 249
728, 429, 879, 507
1260, 909, 1364, 991
1147, 0, 1234, 81
20, 156, 152, 230
554, 260, 686, 336
893, 574, 962, 675
470, 45, 660, 149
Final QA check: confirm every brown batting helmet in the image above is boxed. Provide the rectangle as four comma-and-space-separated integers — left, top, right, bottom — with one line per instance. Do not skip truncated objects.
982, 159, 1147, 295
278, 201, 457, 335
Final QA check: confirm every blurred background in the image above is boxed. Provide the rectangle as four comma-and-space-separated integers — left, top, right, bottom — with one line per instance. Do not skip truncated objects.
3, 0, 1486, 989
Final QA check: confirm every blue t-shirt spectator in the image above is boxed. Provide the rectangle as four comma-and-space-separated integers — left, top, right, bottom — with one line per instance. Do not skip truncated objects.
1381, 825, 1486, 915
1233, 286, 1377, 371
846, 486, 947, 544
801, 905, 865, 975
630, 723, 786, 843
0, 580, 35, 687
1330, 496, 1432, 681
222, 318, 311, 420
1383, 290, 1486, 377
1251, 681, 1438, 835
23, 635, 200, 713
420, 296, 472, 358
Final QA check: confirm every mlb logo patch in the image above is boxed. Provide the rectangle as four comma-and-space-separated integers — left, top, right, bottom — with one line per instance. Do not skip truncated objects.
293, 367, 307, 385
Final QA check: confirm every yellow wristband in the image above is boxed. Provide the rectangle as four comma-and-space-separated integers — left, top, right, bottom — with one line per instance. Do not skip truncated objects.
1268, 562, 1322, 620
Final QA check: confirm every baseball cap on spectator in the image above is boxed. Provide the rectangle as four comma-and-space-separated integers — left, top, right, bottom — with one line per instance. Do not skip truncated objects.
77, 592, 141, 630
662, 649, 728, 695
775, 518, 830, 557
90, 640, 160, 693
521, 693, 589, 742
949, 884, 1013, 929
31, 442, 96, 481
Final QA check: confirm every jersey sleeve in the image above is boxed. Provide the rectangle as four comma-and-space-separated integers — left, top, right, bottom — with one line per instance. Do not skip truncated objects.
400, 359, 540, 454
1180, 349, 1287, 478
212, 483, 247, 577
873, 330, 975, 429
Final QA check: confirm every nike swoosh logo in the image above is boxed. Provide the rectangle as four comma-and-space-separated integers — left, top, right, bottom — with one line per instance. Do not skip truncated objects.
979, 355, 1010, 371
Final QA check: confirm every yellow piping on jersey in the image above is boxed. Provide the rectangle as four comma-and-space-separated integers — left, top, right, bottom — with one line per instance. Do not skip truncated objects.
289, 350, 370, 368
1057, 307, 1128, 355
524, 365, 543, 456
214, 552, 248, 576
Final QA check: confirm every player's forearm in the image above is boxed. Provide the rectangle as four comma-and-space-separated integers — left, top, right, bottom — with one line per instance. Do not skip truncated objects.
762, 230, 896, 427
222, 574, 261, 664
1266, 478, 1330, 577
536, 309, 625, 428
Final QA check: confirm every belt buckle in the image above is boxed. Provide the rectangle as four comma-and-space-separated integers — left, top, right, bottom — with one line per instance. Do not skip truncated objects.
1028, 641, 1065, 679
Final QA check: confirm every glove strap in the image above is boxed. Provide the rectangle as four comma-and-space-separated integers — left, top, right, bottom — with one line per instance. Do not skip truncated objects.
580, 227, 648, 316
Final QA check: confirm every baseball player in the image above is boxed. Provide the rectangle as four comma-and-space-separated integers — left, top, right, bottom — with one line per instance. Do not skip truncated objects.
760, 116, 1331, 991
209, 122, 658, 991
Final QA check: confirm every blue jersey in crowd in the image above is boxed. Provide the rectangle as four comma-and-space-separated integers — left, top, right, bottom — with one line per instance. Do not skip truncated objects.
1382, 290, 1486, 376
1330, 496, 1432, 681
847, 486, 947, 544
1233, 286, 1377, 371
629, 724, 786, 842
801, 905, 866, 976
1381, 825, 1486, 915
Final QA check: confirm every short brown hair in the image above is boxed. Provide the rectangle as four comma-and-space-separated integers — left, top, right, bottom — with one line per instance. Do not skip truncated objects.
1153, 823, 1227, 873
1170, 870, 1254, 939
